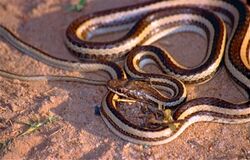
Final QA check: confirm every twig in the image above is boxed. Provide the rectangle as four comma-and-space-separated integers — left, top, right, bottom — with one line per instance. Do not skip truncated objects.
68, 0, 86, 12
17, 115, 58, 137
0, 138, 14, 155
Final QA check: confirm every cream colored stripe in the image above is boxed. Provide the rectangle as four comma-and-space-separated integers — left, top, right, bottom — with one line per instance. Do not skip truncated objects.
240, 25, 250, 69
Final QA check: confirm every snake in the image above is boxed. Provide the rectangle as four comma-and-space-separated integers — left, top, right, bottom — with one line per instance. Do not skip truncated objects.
0, 0, 249, 145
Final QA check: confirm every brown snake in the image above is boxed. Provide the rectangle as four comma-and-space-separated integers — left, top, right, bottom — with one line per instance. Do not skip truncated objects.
0, 0, 249, 145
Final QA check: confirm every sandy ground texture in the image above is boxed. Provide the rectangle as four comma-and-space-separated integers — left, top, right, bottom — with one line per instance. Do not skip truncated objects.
0, 0, 249, 159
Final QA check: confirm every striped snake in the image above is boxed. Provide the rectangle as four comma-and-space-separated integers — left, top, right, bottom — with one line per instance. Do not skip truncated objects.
0, 0, 249, 145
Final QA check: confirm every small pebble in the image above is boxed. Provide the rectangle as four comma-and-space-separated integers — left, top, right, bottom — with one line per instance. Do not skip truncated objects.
94, 105, 101, 116
9, 102, 19, 112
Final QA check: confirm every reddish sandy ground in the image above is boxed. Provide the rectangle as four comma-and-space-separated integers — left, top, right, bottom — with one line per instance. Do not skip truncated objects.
0, 0, 249, 159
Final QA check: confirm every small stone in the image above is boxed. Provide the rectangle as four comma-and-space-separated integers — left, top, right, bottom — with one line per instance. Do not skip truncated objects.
103, 138, 109, 143
94, 105, 101, 116
12, 79, 21, 84
49, 96, 56, 103
9, 102, 19, 112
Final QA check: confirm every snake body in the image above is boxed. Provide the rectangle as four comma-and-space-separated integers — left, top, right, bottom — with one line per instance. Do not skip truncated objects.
0, 0, 249, 145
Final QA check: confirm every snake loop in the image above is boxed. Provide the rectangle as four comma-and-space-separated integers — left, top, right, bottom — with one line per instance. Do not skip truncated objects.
0, 0, 249, 145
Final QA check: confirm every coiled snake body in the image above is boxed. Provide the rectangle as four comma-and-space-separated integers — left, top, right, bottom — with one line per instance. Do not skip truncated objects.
0, 0, 250, 145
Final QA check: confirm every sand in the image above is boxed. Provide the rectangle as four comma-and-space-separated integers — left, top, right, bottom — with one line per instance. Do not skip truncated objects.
0, 0, 249, 159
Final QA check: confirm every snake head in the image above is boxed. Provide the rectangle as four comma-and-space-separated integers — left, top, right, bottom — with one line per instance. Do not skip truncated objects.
107, 79, 130, 97
107, 79, 165, 104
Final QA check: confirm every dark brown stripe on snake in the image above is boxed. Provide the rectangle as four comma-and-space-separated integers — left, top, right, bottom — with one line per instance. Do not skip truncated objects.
67, 45, 128, 61
102, 92, 250, 141
66, 6, 224, 60
226, 1, 250, 78
103, 110, 250, 142
66, 0, 235, 49
122, 79, 186, 107
135, 52, 218, 84
105, 91, 250, 132
0, 25, 125, 80
149, 80, 186, 105
141, 20, 211, 45
122, 7, 226, 82
105, 92, 174, 132
66, 0, 161, 49
173, 97, 250, 120
247, 42, 250, 64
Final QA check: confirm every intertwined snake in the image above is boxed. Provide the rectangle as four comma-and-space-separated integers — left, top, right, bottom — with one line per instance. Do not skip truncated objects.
0, 0, 249, 145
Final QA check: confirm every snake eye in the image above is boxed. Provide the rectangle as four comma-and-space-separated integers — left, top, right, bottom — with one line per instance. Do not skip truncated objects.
117, 88, 122, 93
